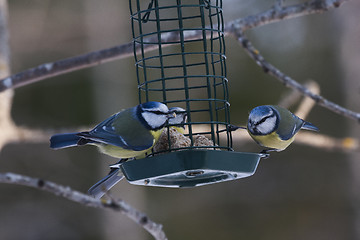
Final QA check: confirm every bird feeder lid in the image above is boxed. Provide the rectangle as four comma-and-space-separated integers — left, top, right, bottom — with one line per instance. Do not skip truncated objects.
120, 150, 265, 188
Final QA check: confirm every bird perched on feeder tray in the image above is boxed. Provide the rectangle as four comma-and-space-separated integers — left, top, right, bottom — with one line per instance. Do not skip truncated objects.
50, 101, 176, 159
87, 106, 188, 199
247, 105, 319, 152
168, 107, 188, 134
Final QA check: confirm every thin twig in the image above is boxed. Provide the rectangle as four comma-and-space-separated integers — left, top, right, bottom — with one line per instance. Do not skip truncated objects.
0, 0, 14, 151
278, 80, 319, 110
0, 0, 348, 92
0, 43, 133, 92
0, 172, 168, 240
0, 29, 200, 92
295, 132, 359, 152
293, 81, 320, 119
229, 0, 347, 32
231, 29, 360, 122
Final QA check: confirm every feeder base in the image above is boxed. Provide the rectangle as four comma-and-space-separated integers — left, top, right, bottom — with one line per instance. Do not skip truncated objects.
120, 150, 265, 188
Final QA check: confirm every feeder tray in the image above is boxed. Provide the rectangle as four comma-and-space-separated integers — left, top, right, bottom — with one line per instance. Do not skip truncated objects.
120, 150, 265, 188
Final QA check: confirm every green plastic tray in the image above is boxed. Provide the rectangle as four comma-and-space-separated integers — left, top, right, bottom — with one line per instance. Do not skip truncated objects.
120, 150, 264, 188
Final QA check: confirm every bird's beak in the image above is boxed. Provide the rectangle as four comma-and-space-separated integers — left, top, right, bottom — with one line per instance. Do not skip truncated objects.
168, 112, 176, 118
228, 124, 246, 131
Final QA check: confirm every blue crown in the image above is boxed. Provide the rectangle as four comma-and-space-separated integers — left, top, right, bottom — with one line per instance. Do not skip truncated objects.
250, 105, 272, 117
140, 101, 163, 109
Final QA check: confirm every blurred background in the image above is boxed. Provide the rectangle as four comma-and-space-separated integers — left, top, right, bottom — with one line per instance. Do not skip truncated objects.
0, 0, 359, 239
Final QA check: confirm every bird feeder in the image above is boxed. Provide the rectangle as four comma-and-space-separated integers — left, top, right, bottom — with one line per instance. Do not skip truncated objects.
120, 0, 265, 187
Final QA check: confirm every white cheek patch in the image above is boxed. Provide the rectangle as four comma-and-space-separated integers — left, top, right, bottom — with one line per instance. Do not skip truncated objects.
169, 113, 186, 125
257, 116, 276, 134
158, 104, 169, 113
142, 112, 168, 129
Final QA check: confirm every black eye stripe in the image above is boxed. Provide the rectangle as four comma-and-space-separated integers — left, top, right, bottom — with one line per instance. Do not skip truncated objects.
255, 113, 275, 126
148, 110, 166, 115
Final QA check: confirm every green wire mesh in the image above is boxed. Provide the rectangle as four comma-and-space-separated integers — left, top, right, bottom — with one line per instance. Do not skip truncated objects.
129, 0, 232, 153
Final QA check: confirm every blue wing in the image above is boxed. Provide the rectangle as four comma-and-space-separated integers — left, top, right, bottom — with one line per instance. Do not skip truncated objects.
77, 111, 154, 151
50, 108, 155, 152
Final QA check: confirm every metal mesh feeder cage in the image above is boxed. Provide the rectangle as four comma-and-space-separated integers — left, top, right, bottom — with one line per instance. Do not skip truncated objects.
120, 0, 264, 187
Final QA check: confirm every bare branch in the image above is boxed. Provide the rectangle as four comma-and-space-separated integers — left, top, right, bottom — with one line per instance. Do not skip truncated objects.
2, 2, 353, 239
0, 0, 348, 92
0, 43, 133, 92
229, 0, 347, 32
295, 132, 359, 152
0, 29, 202, 92
231, 29, 360, 122
0, 172, 168, 240
278, 80, 319, 111
293, 81, 320, 119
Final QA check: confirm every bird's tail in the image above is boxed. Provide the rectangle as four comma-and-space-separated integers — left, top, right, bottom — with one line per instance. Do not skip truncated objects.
302, 121, 319, 132
88, 168, 124, 199
50, 133, 81, 149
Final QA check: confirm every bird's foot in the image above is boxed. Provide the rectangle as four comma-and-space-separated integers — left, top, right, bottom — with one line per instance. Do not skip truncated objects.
109, 158, 129, 169
259, 149, 276, 159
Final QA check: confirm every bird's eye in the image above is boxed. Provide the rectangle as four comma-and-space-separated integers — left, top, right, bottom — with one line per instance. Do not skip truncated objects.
255, 114, 274, 126
255, 118, 266, 126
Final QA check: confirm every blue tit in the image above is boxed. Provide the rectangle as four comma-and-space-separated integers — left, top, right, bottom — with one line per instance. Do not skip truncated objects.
168, 107, 187, 134
87, 107, 187, 199
247, 105, 319, 152
50, 101, 175, 159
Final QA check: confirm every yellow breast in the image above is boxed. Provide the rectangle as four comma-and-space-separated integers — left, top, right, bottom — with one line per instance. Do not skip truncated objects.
249, 131, 295, 151
97, 144, 151, 159
150, 129, 164, 141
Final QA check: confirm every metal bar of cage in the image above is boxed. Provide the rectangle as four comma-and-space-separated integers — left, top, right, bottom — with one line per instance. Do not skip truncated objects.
129, 0, 232, 153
